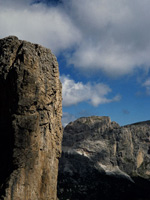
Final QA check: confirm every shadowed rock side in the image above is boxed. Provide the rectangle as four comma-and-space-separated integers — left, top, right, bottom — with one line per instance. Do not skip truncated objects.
58, 116, 150, 200
0, 36, 62, 200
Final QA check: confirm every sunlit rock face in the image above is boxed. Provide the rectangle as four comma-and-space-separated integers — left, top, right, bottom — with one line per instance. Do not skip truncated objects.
0, 36, 62, 200
58, 116, 150, 200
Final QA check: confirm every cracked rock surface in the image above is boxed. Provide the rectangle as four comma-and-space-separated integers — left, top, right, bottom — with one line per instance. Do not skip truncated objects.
0, 36, 62, 200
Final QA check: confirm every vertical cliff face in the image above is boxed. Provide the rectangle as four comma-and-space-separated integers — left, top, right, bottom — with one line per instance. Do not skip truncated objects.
0, 36, 62, 200
58, 116, 150, 200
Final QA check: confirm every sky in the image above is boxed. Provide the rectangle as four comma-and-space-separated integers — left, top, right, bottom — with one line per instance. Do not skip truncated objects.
0, 0, 150, 126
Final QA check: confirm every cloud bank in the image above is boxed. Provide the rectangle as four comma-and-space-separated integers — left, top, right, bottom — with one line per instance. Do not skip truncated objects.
63, 0, 150, 76
1, 0, 150, 77
0, 0, 81, 53
60, 75, 121, 106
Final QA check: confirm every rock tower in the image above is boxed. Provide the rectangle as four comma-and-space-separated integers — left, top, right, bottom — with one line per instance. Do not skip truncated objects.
0, 36, 62, 200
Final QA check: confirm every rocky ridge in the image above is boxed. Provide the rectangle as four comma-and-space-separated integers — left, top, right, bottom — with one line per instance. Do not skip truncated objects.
0, 36, 62, 200
58, 116, 150, 200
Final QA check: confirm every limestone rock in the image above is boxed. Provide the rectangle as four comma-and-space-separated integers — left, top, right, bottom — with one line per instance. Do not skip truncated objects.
58, 116, 150, 200
0, 36, 62, 200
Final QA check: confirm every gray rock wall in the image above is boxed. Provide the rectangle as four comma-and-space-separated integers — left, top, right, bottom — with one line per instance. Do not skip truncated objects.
0, 36, 62, 200
58, 116, 150, 200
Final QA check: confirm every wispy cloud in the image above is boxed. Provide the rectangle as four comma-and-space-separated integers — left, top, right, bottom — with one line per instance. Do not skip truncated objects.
143, 78, 150, 95
62, 112, 76, 127
123, 109, 130, 115
60, 75, 121, 107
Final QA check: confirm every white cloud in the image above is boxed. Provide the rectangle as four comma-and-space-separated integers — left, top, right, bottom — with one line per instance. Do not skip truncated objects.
63, 0, 150, 76
0, 0, 81, 54
143, 79, 150, 87
60, 75, 121, 106
1, 0, 150, 77
143, 78, 150, 95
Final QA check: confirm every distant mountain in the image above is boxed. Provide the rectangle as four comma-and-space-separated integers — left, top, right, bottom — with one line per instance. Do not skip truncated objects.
58, 116, 150, 200
125, 120, 150, 126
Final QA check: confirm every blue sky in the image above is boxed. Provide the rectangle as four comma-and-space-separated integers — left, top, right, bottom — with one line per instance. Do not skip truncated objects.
0, 0, 150, 126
